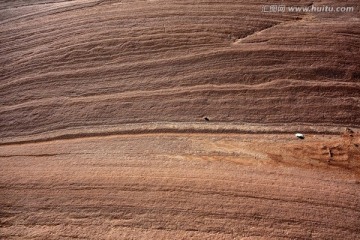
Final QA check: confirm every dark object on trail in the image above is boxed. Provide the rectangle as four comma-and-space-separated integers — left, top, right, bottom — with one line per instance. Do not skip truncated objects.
295, 133, 305, 139
345, 127, 354, 134
345, 128, 354, 137
204, 117, 210, 121
328, 148, 334, 164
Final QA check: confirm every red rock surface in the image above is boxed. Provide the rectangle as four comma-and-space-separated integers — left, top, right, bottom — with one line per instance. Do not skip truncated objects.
1, 0, 360, 239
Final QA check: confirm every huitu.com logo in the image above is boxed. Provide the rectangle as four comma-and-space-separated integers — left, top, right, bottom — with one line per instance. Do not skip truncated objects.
262, 4, 355, 13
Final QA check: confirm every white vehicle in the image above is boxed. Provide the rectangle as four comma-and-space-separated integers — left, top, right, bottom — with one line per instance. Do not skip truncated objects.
295, 133, 305, 139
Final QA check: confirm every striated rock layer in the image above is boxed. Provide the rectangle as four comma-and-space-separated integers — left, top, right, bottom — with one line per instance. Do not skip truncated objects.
1, 0, 360, 142
1, 133, 360, 239
1, 0, 360, 239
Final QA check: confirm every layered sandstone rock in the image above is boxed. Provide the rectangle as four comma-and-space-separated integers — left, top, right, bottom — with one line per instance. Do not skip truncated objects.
1, 0, 359, 239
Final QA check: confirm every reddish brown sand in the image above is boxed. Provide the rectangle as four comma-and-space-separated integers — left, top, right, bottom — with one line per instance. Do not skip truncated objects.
1, 0, 360, 239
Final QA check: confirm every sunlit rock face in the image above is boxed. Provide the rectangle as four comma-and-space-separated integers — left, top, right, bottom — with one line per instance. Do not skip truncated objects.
1, 1, 359, 239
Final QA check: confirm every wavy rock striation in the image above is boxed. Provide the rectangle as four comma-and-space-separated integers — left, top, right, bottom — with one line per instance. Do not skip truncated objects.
1, 0, 360, 239
1, 0, 360, 142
